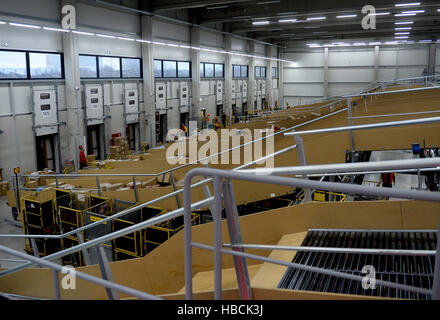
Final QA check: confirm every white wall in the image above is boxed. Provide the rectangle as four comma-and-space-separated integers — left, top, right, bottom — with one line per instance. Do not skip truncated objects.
283, 45, 431, 106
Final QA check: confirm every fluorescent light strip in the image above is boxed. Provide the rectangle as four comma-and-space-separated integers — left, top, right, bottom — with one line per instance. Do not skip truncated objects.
166, 43, 179, 47
395, 32, 410, 35
370, 12, 390, 16
419, 40, 432, 42
9, 22, 40, 29
395, 2, 421, 6
96, 34, 116, 39
385, 41, 399, 45
278, 18, 297, 23
395, 13, 417, 16
336, 14, 357, 18
43, 27, 69, 33
72, 30, 95, 36
395, 36, 409, 39
307, 16, 326, 21
252, 20, 270, 25
370, 42, 382, 45
353, 42, 366, 46
136, 39, 151, 43
401, 10, 424, 13
395, 27, 412, 30
0, 21, 7, 24
117, 37, 135, 41
395, 21, 414, 24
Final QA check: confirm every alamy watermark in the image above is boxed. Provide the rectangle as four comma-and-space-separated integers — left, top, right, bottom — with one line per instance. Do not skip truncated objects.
61, 265, 76, 290
361, 265, 376, 290
165, 128, 274, 173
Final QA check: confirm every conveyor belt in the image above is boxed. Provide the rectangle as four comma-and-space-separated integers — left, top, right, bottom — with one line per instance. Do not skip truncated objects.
277, 230, 437, 299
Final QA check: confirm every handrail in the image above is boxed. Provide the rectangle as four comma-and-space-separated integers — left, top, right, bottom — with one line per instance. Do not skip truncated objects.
342, 85, 440, 98
284, 116, 440, 137
182, 167, 440, 300
0, 244, 162, 300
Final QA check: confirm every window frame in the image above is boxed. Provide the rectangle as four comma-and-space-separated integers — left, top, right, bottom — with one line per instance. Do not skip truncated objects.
272, 66, 278, 79
78, 54, 143, 79
121, 57, 143, 78
200, 62, 224, 78
233, 64, 249, 79
255, 66, 267, 79
79, 54, 99, 79
0, 49, 64, 81
154, 59, 192, 79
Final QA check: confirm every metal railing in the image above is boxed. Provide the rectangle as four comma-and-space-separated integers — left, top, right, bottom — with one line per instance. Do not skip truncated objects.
182, 164, 440, 300
0, 244, 161, 300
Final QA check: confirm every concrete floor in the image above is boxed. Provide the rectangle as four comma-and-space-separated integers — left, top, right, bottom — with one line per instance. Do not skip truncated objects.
0, 195, 25, 269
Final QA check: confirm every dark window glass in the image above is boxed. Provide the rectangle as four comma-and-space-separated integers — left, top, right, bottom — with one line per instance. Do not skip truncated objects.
204, 63, 214, 77
99, 56, 120, 78
0, 51, 27, 79
261, 67, 266, 78
177, 61, 190, 78
241, 66, 248, 78
154, 60, 162, 78
163, 60, 177, 78
215, 64, 224, 78
29, 52, 63, 79
200, 62, 204, 78
79, 55, 97, 78
122, 58, 141, 78
255, 66, 261, 78
233, 65, 241, 78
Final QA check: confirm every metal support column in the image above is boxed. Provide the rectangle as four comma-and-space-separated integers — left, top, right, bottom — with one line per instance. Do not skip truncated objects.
52, 270, 61, 300
223, 179, 253, 300
132, 176, 139, 203
76, 231, 92, 266
213, 176, 223, 300
30, 238, 40, 259
170, 172, 181, 208
347, 98, 355, 158
432, 217, 440, 300
293, 130, 312, 202
95, 245, 120, 300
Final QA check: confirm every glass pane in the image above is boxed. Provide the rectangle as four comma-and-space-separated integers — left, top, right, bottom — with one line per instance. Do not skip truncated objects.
122, 58, 141, 78
215, 64, 223, 78
241, 66, 248, 78
177, 61, 190, 78
261, 67, 266, 78
163, 60, 177, 78
204, 63, 214, 77
99, 56, 120, 78
200, 62, 204, 78
233, 65, 241, 78
272, 67, 277, 78
29, 52, 62, 79
0, 51, 27, 79
79, 55, 97, 78
255, 66, 261, 78
154, 60, 162, 78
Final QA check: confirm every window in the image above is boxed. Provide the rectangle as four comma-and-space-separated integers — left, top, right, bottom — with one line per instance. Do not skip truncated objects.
0, 51, 27, 79
204, 63, 214, 77
240, 65, 248, 78
122, 58, 141, 78
233, 65, 241, 78
200, 62, 204, 78
163, 61, 177, 78
79, 55, 98, 78
99, 56, 120, 78
29, 52, 63, 79
272, 67, 278, 79
255, 66, 261, 78
177, 61, 190, 78
214, 64, 224, 78
154, 60, 162, 78
261, 67, 266, 78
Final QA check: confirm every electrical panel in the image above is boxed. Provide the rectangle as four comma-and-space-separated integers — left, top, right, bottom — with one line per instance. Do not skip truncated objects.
237, 80, 243, 93
261, 81, 266, 96
231, 82, 236, 104
125, 89, 139, 124
85, 85, 104, 126
155, 83, 167, 115
242, 81, 248, 103
33, 90, 58, 136
257, 95, 262, 110
216, 81, 223, 103
180, 85, 189, 113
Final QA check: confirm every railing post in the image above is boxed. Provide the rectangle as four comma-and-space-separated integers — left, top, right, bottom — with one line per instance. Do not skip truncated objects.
292, 130, 312, 202
76, 231, 92, 266
417, 169, 422, 190
95, 245, 120, 300
132, 176, 139, 203
223, 179, 253, 300
169, 172, 181, 208
30, 238, 40, 261
213, 176, 223, 300
432, 217, 440, 300
96, 176, 102, 196
347, 98, 355, 160
55, 177, 59, 188
52, 269, 61, 300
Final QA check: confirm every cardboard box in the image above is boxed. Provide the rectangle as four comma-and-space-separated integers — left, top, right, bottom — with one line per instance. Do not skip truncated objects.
0, 181, 9, 196
25, 180, 40, 189
86, 155, 96, 162
107, 183, 124, 191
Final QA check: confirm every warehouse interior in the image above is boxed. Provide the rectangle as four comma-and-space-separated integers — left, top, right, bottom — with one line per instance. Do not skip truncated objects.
0, 0, 440, 301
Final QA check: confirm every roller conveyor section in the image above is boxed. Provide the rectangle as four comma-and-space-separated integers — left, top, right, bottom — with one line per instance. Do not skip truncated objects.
277, 230, 437, 299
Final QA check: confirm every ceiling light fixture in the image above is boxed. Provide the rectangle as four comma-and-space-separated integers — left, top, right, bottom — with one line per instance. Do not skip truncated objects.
117, 37, 135, 41
0, 21, 6, 24
96, 34, 116, 38
395, 2, 421, 6
307, 16, 326, 21
370, 12, 390, 16
336, 14, 357, 18
401, 10, 425, 13
252, 20, 270, 25
278, 18, 297, 23
395, 27, 412, 30
9, 22, 41, 29
395, 32, 410, 35
43, 27, 70, 32
72, 30, 94, 36
395, 13, 417, 16
395, 21, 414, 24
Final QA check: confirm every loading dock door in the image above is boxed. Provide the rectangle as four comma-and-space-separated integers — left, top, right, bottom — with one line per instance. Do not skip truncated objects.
35, 135, 56, 171
87, 125, 102, 160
